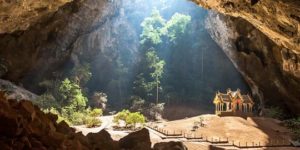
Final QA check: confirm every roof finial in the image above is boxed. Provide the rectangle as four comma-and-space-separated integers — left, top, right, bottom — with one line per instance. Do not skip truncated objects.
227, 88, 231, 94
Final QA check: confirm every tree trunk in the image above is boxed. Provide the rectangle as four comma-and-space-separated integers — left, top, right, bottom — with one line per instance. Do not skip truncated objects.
156, 76, 158, 105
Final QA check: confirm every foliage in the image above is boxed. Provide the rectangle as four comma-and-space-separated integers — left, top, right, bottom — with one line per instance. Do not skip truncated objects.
43, 106, 102, 127
70, 62, 92, 87
164, 13, 191, 42
140, 9, 191, 45
89, 108, 103, 117
140, 8, 166, 45
43, 107, 71, 125
265, 106, 284, 119
58, 78, 87, 111
113, 109, 130, 125
146, 50, 165, 83
129, 96, 145, 112
133, 49, 165, 103
126, 112, 146, 128
113, 109, 146, 129
69, 111, 87, 125
284, 117, 300, 141
85, 116, 102, 128
91, 92, 108, 110
136, 9, 191, 104
34, 93, 58, 110
133, 73, 156, 98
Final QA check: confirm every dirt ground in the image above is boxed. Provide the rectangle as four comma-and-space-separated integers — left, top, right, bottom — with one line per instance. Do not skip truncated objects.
156, 114, 294, 146
74, 115, 299, 150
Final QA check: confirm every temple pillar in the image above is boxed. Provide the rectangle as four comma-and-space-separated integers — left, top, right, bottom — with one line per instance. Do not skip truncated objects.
221, 103, 224, 111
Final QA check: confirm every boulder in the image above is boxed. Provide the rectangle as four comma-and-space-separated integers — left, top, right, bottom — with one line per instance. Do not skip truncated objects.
87, 130, 119, 150
119, 128, 152, 150
153, 141, 188, 150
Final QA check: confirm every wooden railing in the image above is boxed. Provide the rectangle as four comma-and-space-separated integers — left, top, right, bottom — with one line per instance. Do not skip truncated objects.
147, 125, 294, 148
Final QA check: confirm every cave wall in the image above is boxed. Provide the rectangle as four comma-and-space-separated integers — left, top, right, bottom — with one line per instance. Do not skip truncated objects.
0, 0, 299, 115
0, 0, 121, 90
193, 0, 300, 54
205, 12, 300, 115
192, 0, 300, 115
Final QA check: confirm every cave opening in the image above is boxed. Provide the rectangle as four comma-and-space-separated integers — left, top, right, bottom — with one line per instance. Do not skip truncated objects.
49, 0, 250, 120
1, 0, 300, 149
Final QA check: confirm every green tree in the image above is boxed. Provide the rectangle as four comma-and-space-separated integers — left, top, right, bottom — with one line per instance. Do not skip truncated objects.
58, 78, 87, 111
71, 62, 92, 87
164, 13, 191, 42
140, 8, 166, 45
146, 50, 165, 104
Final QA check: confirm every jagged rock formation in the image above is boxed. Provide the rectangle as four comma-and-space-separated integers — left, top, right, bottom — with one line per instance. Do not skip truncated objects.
0, 79, 37, 100
153, 141, 188, 150
205, 12, 300, 115
0, 0, 72, 33
0, 0, 121, 91
193, 0, 300, 53
0, 0, 299, 115
0, 92, 185, 149
191, 0, 300, 115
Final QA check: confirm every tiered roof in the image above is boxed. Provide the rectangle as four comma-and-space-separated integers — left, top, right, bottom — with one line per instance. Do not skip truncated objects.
214, 89, 254, 104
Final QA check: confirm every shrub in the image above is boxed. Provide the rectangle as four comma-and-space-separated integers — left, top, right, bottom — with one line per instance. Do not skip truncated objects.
69, 111, 86, 125
265, 106, 284, 119
129, 96, 145, 112
113, 109, 130, 125
43, 107, 71, 125
89, 108, 103, 117
113, 109, 146, 129
284, 117, 300, 141
126, 112, 145, 128
34, 93, 58, 109
85, 117, 102, 128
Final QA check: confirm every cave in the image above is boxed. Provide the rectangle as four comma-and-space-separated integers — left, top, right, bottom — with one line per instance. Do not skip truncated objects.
0, 0, 299, 149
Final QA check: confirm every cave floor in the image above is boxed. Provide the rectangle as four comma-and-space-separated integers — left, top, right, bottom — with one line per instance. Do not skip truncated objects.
73, 115, 299, 150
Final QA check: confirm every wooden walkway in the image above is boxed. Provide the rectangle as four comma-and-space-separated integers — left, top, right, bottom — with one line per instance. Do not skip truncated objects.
146, 125, 295, 149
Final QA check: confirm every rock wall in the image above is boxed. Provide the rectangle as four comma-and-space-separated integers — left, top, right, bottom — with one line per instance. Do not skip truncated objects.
193, 0, 300, 53
0, 79, 37, 101
0, 0, 72, 33
205, 12, 300, 115
0, 91, 186, 149
0, 0, 121, 90
0, 0, 299, 115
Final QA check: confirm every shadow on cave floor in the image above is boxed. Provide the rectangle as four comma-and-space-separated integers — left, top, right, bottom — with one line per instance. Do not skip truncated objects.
155, 110, 297, 150
162, 102, 213, 121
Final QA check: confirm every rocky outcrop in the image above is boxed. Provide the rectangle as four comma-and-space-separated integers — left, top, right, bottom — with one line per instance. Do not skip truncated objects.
0, 0, 72, 33
0, 0, 121, 91
87, 130, 119, 150
0, 93, 185, 149
0, 79, 37, 101
205, 12, 300, 115
193, 0, 300, 53
153, 141, 188, 150
190, 0, 300, 115
119, 128, 152, 150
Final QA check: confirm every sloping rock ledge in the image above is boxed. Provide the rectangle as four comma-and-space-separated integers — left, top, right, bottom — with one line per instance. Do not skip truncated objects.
0, 91, 186, 150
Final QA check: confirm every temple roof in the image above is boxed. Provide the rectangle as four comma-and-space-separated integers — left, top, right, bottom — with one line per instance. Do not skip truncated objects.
241, 95, 254, 103
218, 93, 231, 102
214, 89, 254, 104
